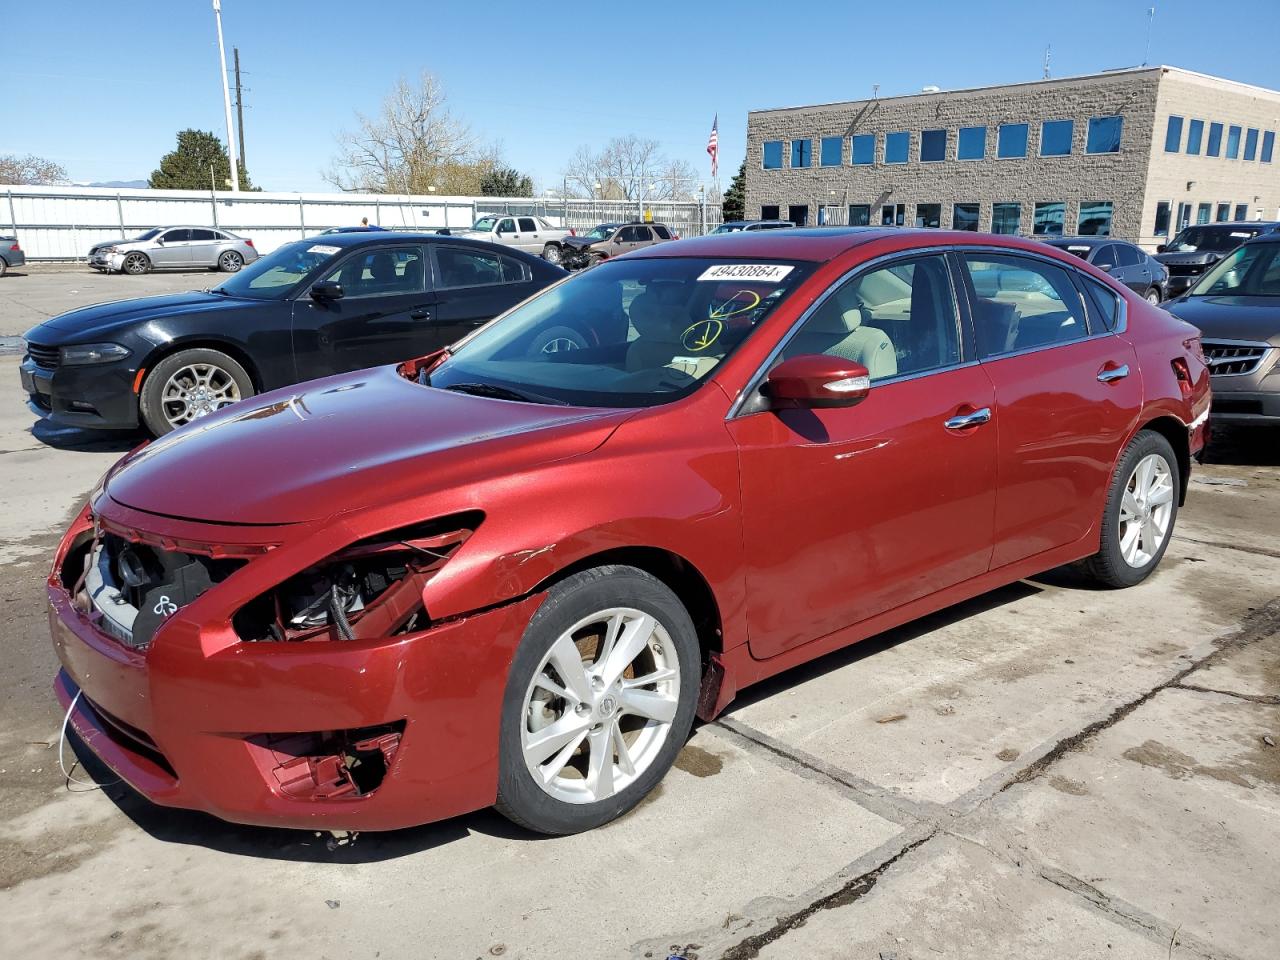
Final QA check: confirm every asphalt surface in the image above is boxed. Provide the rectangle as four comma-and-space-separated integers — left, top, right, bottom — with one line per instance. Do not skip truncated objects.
1, 269, 1277, 960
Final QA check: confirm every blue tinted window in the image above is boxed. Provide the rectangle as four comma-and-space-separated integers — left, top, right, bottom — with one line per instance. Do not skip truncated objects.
820, 136, 842, 166
1186, 119, 1204, 155
1263, 131, 1275, 163
1244, 128, 1258, 161
1040, 120, 1074, 156
885, 131, 910, 164
762, 141, 783, 169
1033, 202, 1065, 235
991, 203, 1021, 234
851, 134, 875, 165
1226, 125, 1241, 159
997, 123, 1028, 158
920, 129, 947, 162
1207, 123, 1223, 156
790, 139, 812, 168
855, 133, 875, 165
1086, 116, 1122, 154
957, 126, 986, 160
1164, 116, 1183, 152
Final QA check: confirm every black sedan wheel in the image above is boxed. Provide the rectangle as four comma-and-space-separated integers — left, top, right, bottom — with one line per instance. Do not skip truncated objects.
122, 252, 151, 275
139, 348, 255, 436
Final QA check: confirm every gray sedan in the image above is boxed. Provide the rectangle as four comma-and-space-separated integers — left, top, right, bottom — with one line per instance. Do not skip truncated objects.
87, 227, 259, 275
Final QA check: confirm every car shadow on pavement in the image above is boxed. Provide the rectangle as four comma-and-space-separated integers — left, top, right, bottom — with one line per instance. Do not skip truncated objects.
30, 419, 140, 453
65, 733, 544, 861
720, 580, 1043, 716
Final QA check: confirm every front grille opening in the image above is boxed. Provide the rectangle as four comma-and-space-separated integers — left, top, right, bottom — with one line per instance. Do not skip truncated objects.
249, 721, 406, 800
81, 694, 178, 780
26, 342, 60, 369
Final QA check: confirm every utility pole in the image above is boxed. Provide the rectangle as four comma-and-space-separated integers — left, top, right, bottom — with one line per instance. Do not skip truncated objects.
212, 0, 240, 192
233, 46, 247, 175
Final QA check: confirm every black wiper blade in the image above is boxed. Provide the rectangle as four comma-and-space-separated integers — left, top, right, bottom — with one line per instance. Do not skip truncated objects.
441, 382, 566, 405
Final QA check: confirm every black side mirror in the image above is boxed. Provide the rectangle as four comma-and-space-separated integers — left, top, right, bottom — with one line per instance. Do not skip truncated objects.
310, 280, 344, 301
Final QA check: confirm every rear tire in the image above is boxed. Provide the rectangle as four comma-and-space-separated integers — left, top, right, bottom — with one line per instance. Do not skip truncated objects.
1144, 287, 1162, 305
0, 259, 7, 277
218, 250, 244, 272
139, 347, 254, 436
494, 565, 699, 835
1081, 430, 1179, 588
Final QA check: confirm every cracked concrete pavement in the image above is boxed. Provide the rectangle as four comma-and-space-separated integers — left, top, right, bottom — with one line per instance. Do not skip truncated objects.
1, 270, 1277, 959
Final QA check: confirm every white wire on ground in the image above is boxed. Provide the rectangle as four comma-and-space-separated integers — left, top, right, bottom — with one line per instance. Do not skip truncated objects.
58, 689, 121, 790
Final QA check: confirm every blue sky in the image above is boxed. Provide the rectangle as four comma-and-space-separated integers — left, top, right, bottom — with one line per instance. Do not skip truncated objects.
3, 0, 1279, 193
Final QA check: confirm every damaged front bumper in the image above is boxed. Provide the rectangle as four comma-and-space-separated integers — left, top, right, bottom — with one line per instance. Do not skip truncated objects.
49, 500, 545, 831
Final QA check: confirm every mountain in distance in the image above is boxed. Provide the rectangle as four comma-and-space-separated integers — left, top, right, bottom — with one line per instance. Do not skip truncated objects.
81, 180, 150, 189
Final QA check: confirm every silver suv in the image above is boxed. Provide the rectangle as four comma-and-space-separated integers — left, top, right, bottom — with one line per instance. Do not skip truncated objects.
88, 227, 259, 275
560, 222, 676, 269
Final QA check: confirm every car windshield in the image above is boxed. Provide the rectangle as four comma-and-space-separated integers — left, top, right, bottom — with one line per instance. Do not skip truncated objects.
212, 239, 341, 300
470, 217, 500, 232
135, 229, 161, 241
585, 224, 619, 240
425, 257, 814, 408
1189, 242, 1280, 297
1166, 227, 1255, 253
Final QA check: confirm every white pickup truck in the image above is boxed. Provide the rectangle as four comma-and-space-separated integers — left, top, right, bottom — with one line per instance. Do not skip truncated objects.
448, 215, 576, 265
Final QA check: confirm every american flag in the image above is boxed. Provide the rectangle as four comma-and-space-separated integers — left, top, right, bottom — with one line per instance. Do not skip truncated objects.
706, 114, 719, 178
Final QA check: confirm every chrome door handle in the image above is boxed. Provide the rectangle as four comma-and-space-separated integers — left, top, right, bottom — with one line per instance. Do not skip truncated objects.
1097, 364, 1130, 383
944, 407, 992, 430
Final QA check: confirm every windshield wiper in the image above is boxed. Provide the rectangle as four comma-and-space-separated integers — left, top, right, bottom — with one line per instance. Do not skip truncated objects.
206, 287, 230, 296
440, 382, 567, 405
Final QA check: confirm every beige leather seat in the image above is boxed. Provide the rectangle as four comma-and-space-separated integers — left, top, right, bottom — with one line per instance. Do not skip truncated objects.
788, 292, 898, 379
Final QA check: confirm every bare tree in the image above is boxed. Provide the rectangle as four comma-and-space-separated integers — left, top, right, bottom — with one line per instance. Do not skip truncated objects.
324, 72, 499, 195
0, 153, 68, 185
563, 136, 700, 201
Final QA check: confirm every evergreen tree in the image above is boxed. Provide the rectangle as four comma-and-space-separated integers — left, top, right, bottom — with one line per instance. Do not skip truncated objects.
479, 167, 534, 197
149, 129, 255, 191
721, 159, 746, 221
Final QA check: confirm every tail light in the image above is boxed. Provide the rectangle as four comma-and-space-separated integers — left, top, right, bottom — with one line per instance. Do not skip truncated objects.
8, 243, 18, 251
569, 228, 576, 236
1171, 357, 1194, 399
672, 233, 680, 240
244, 239, 254, 248
1182, 335, 1204, 362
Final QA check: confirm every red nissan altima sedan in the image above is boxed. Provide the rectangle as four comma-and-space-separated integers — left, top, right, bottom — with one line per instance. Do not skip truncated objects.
48, 227, 1211, 835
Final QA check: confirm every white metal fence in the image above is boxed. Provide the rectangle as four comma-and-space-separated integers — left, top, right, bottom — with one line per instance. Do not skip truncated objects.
1, 185, 723, 261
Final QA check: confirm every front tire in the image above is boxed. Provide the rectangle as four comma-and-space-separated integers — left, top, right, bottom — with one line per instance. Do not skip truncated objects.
122, 252, 151, 275
138, 347, 254, 436
495, 565, 700, 835
1081, 430, 1179, 587
1144, 287, 1162, 305
541, 243, 563, 265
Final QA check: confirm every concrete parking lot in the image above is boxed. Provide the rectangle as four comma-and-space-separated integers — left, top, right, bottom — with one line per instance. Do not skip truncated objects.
1, 269, 1277, 960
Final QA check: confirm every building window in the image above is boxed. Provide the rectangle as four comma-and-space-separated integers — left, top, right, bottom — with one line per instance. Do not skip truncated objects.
1216, 202, 1231, 222
851, 134, 875, 165
762, 141, 783, 169
1226, 125, 1241, 159
761, 204, 780, 220
920, 129, 947, 162
820, 136, 843, 166
1196, 202, 1211, 224
848, 204, 871, 226
885, 131, 910, 164
1077, 201, 1113, 236
788, 204, 809, 226
1186, 119, 1204, 155
1086, 116, 1123, 154
956, 126, 986, 160
1033, 202, 1065, 235
1207, 122, 1223, 156
1263, 131, 1275, 163
953, 203, 980, 231
1244, 128, 1259, 161
1164, 116, 1184, 152
997, 123, 1029, 159
915, 203, 942, 228
1040, 120, 1074, 157
1234, 203, 1249, 221
881, 203, 906, 226
790, 139, 812, 168
1154, 201, 1171, 237
992, 203, 1021, 234
1176, 202, 1192, 230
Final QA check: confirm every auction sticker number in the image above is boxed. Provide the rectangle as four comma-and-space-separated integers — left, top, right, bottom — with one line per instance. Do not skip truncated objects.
697, 263, 794, 283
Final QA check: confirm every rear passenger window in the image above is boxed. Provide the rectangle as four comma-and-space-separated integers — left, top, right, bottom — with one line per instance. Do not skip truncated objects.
652, 225, 672, 239
189, 229, 217, 241
964, 255, 1089, 357
1080, 277, 1122, 331
435, 246, 528, 288
1115, 244, 1141, 267
518, 217, 538, 232
783, 255, 960, 381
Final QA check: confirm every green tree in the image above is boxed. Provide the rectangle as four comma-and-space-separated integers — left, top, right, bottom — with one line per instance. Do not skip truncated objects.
479, 166, 534, 197
149, 129, 255, 191
721, 159, 746, 222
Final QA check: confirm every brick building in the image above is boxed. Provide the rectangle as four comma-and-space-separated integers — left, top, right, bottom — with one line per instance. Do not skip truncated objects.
744, 66, 1280, 248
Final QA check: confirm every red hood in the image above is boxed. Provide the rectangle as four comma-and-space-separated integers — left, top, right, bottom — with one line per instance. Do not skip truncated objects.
105, 367, 628, 525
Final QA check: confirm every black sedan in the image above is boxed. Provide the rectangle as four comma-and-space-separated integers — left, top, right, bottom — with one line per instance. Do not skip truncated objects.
1042, 236, 1169, 304
21, 232, 565, 435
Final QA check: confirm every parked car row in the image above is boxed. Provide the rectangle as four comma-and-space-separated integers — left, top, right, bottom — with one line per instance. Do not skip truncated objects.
33, 225, 1212, 839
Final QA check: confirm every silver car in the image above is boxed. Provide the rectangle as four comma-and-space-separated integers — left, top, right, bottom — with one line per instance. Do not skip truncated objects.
87, 227, 259, 275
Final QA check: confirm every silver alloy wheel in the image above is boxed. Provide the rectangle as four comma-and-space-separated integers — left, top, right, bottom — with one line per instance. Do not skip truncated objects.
521, 607, 680, 805
123, 253, 148, 275
542, 244, 563, 265
160, 362, 242, 428
1118, 453, 1174, 567
220, 251, 243, 272
1145, 288, 1161, 304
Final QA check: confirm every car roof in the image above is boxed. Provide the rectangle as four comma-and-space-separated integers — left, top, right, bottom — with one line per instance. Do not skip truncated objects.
1044, 236, 1135, 248
296, 230, 500, 248
1182, 221, 1280, 230
1243, 231, 1280, 244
